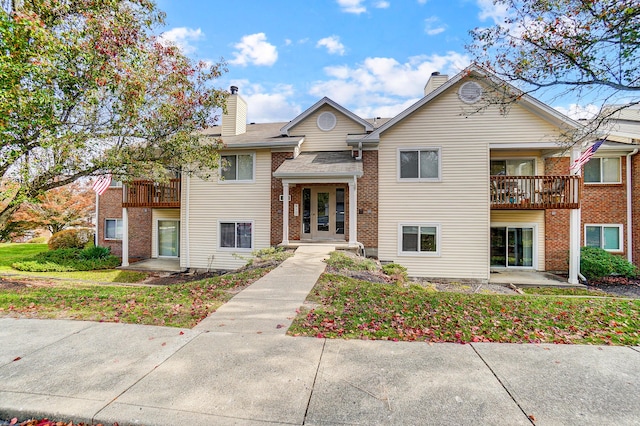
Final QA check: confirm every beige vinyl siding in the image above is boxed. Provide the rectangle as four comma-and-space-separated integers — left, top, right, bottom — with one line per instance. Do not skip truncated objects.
378, 81, 565, 280
151, 209, 180, 258
290, 106, 366, 152
491, 210, 545, 270
181, 150, 271, 270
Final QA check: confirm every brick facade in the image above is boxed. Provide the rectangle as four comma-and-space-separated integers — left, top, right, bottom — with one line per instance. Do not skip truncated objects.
356, 150, 378, 249
544, 157, 572, 272
633, 154, 640, 266
270, 152, 294, 245
97, 187, 152, 260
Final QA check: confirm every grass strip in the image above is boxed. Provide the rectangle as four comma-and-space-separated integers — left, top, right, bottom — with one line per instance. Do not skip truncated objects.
288, 274, 640, 345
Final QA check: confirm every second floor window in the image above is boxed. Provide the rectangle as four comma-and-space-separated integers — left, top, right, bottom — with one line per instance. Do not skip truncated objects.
221, 154, 254, 181
584, 157, 620, 183
490, 159, 534, 176
399, 148, 440, 181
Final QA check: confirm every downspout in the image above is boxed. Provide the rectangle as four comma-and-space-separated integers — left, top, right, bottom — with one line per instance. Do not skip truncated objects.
185, 174, 190, 269
95, 191, 99, 246
626, 149, 638, 262
355, 141, 363, 160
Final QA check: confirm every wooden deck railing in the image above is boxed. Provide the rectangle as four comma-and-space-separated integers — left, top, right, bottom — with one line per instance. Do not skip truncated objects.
490, 175, 581, 209
122, 179, 181, 208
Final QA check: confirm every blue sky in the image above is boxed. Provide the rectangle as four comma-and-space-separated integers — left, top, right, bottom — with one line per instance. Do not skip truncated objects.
154, 0, 592, 123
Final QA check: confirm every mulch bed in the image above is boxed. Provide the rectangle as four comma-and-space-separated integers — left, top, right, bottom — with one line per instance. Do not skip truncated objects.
587, 276, 640, 298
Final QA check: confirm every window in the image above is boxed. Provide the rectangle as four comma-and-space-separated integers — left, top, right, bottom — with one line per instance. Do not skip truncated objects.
399, 224, 440, 255
105, 219, 123, 240
220, 221, 253, 250
585, 225, 622, 251
398, 148, 440, 181
220, 154, 254, 181
490, 159, 535, 176
584, 157, 620, 183
109, 180, 122, 188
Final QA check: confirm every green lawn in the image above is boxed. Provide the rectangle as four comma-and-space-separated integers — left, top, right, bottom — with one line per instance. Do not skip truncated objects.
0, 243, 145, 283
288, 273, 640, 345
0, 267, 272, 328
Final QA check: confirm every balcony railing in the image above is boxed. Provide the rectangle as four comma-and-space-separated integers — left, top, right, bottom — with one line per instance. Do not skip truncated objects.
122, 179, 181, 208
491, 175, 581, 209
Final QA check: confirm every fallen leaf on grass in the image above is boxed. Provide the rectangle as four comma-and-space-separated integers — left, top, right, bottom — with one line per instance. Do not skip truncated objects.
12, 357, 21, 362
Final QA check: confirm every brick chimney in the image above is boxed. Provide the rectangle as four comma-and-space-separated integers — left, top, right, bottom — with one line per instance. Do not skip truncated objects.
222, 85, 247, 136
424, 72, 448, 96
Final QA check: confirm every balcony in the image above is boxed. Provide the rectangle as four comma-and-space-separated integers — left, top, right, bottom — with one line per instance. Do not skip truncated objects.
490, 175, 581, 210
122, 179, 181, 208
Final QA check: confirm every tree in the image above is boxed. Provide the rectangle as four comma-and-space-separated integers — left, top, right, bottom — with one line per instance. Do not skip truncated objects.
0, 0, 227, 233
467, 0, 639, 142
12, 181, 94, 234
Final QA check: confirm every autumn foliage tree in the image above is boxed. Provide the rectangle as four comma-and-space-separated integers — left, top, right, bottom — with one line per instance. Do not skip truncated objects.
467, 0, 639, 141
0, 0, 227, 234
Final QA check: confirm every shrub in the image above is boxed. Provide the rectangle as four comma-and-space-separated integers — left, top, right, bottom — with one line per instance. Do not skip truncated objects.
80, 245, 111, 260
325, 251, 377, 271
252, 247, 293, 263
382, 263, 408, 284
48, 228, 94, 250
12, 247, 120, 272
580, 246, 638, 280
28, 236, 47, 244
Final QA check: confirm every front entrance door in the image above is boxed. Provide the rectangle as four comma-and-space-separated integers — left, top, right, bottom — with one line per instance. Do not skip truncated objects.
158, 220, 180, 257
491, 226, 534, 268
302, 187, 346, 241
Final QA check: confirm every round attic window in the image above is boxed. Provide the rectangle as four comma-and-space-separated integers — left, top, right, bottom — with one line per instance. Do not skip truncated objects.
458, 81, 483, 104
317, 111, 337, 131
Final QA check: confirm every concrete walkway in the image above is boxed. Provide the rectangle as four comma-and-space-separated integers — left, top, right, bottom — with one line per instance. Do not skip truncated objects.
1, 246, 639, 425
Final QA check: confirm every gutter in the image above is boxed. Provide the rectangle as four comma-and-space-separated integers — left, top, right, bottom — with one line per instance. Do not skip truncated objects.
626, 149, 638, 262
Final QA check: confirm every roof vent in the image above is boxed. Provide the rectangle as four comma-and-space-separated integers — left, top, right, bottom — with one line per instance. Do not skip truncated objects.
458, 81, 483, 104
230, 85, 238, 95
317, 111, 337, 131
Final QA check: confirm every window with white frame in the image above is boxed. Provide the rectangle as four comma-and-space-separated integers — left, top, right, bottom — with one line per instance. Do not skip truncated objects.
219, 221, 253, 250
585, 225, 622, 251
584, 157, 620, 183
399, 224, 440, 255
220, 154, 254, 181
105, 219, 123, 240
398, 148, 441, 181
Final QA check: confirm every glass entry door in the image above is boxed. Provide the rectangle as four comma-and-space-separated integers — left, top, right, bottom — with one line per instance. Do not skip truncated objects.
301, 187, 346, 241
491, 226, 533, 267
158, 220, 180, 257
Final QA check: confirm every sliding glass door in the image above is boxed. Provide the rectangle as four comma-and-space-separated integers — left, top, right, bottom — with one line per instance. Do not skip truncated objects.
490, 226, 534, 268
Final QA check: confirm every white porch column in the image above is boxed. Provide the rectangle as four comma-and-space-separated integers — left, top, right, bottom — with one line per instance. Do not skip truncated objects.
281, 182, 290, 245
122, 207, 129, 267
568, 146, 581, 284
349, 178, 357, 246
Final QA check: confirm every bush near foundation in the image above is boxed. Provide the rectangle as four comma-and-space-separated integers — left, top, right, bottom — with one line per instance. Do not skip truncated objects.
580, 247, 638, 280
48, 228, 94, 250
12, 247, 120, 272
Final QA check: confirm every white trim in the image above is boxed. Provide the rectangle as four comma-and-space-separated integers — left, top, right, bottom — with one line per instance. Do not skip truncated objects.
317, 111, 337, 131
280, 97, 373, 135
156, 219, 180, 258
584, 224, 624, 252
397, 223, 441, 257
218, 220, 254, 252
490, 223, 539, 270
583, 156, 622, 184
218, 152, 256, 183
104, 218, 123, 241
397, 147, 442, 182
121, 208, 129, 267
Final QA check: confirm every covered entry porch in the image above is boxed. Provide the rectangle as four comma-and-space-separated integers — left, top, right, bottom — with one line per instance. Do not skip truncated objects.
273, 151, 363, 248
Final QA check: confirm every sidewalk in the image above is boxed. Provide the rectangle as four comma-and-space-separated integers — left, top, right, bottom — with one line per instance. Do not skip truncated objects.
0, 245, 639, 425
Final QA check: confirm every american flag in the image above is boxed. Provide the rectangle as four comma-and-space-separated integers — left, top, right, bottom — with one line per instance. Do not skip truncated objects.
570, 140, 604, 171
92, 174, 112, 195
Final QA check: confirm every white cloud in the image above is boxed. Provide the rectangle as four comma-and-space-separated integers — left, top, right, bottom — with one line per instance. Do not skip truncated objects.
417, 0, 428, 4
309, 52, 470, 117
476, 0, 510, 23
284, 39, 292, 46
229, 81, 302, 122
337, 0, 366, 14
554, 104, 599, 121
374, 1, 390, 8
316, 36, 346, 56
158, 27, 204, 55
229, 33, 278, 67
424, 16, 446, 35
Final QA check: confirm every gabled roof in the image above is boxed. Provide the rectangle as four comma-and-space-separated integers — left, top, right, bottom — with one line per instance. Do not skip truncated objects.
280, 97, 374, 136
364, 64, 583, 141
